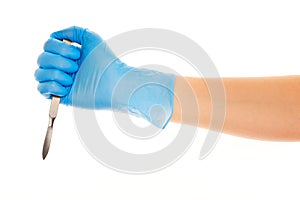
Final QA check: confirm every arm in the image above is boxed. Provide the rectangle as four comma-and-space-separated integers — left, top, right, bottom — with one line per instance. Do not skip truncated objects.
35, 27, 300, 141
171, 76, 300, 141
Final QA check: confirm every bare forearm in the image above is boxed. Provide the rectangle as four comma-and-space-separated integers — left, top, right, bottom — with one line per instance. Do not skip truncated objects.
171, 76, 300, 141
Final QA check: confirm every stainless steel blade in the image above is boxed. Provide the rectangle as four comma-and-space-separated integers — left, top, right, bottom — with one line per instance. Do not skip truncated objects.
42, 125, 53, 160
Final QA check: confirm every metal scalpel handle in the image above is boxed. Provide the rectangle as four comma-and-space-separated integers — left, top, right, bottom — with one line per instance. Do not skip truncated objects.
42, 39, 72, 160
42, 96, 60, 159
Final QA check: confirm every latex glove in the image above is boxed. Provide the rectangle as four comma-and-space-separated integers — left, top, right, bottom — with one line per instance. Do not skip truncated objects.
35, 26, 175, 128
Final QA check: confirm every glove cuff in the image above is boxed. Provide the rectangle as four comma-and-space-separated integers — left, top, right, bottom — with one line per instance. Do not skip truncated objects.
111, 67, 175, 128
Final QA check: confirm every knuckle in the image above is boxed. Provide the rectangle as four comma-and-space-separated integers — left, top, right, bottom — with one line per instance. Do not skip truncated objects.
37, 53, 44, 65
34, 69, 40, 80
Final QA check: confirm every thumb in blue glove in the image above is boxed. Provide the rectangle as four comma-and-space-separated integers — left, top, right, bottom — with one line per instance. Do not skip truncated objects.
35, 26, 175, 128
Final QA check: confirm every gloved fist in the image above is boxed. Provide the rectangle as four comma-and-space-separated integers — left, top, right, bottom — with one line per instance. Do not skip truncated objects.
35, 26, 175, 128
35, 26, 102, 101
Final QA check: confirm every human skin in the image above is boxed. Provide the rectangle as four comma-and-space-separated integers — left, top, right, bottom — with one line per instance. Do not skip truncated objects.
171, 76, 300, 141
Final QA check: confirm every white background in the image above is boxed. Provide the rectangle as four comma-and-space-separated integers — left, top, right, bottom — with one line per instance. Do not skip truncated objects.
1, 0, 300, 199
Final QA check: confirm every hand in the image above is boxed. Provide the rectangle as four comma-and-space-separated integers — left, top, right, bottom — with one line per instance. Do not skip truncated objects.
35, 26, 104, 104
35, 26, 175, 128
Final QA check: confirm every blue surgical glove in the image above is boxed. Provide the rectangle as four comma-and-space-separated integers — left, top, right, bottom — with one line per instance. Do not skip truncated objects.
35, 26, 175, 128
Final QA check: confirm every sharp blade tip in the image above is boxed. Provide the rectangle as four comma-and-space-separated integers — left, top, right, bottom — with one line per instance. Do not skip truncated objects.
42, 151, 48, 160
